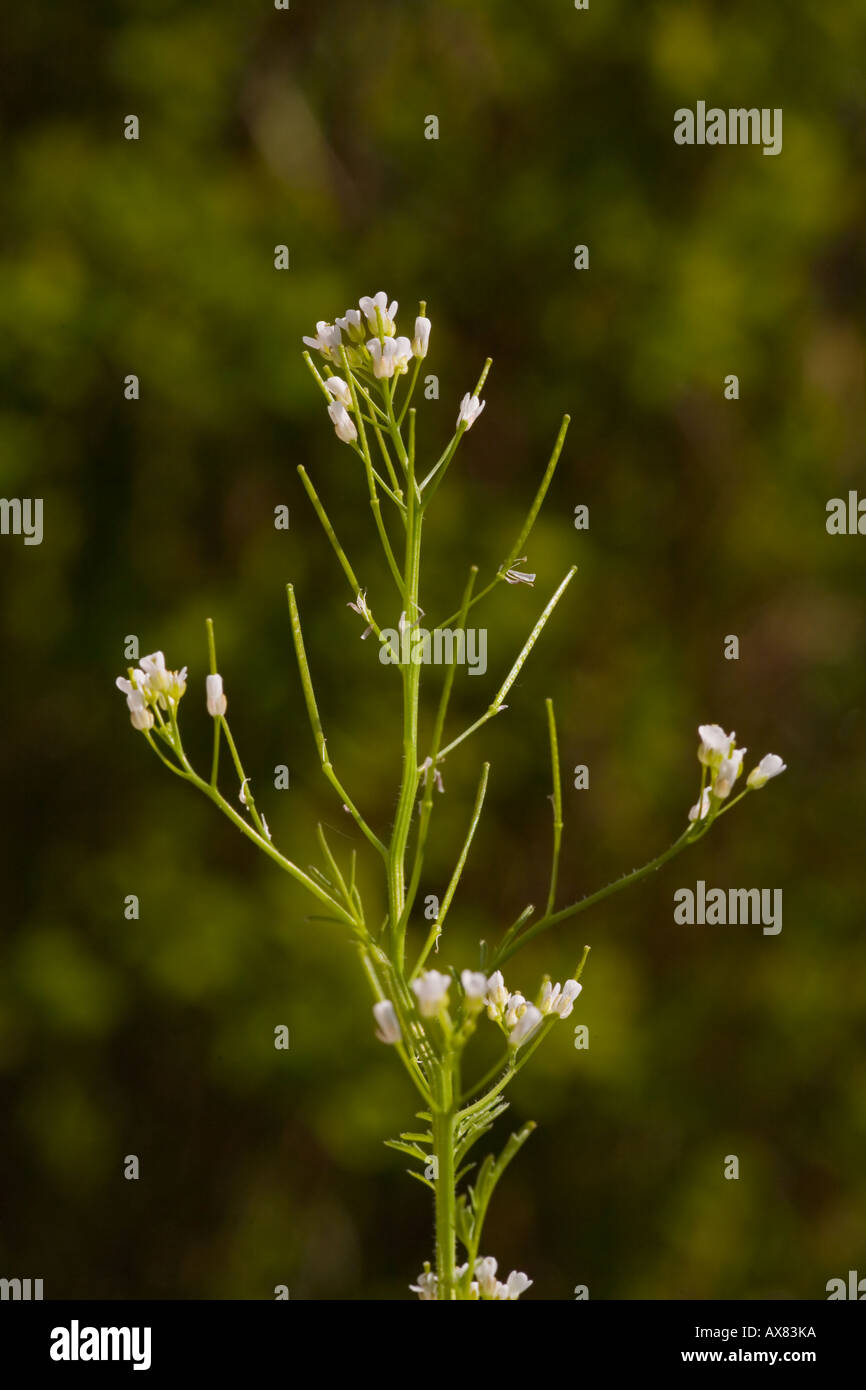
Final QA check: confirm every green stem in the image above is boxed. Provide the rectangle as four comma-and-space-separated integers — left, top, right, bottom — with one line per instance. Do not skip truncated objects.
405, 565, 478, 920
431, 567, 577, 767
433, 1073, 457, 1300
387, 444, 424, 968
296, 467, 382, 639
492, 825, 699, 968
411, 762, 490, 978
287, 584, 387, 858
545, 697, 563, 915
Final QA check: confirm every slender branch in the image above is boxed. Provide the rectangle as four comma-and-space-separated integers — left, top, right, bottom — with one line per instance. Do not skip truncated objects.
492, 824, 701, 968
286, 584, 388, 858
153, 718, 356, 927
545, 697, 564, 915
205, 617, 221, 786
404, 565, 478, 921
421, 358, 492, 503
431, 414, 570, 630
411, 762, 490, 979
431, 566, 577, 767
296, 466, 382, 640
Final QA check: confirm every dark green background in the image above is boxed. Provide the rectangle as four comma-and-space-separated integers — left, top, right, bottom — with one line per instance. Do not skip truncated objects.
1, 0, 864, 1299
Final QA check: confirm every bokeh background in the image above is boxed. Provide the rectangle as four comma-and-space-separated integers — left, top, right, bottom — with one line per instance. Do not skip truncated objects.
1, 0, 865, 1300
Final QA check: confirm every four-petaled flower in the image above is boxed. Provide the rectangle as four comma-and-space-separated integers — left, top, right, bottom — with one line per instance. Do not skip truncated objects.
411, 969, 451, 1017
539, 978, 582, 1019
747, 753, 786, 789
302, 320, 342, 361
359, 292, 398, 335
457, 392, 485, 430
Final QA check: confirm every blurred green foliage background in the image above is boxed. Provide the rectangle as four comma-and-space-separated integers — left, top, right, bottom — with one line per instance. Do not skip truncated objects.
1, 0, 865, 1300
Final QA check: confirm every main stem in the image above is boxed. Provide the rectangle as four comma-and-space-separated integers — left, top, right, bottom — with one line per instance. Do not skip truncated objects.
388, 447, 423, 972
433, 1067, 457, 1299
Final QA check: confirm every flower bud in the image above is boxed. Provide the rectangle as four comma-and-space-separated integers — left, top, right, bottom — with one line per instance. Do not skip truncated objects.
747, 753, 786, 789
324, 375, 353, 408
412, 315, 431, 358
328, 400, 358, 444
126, 690, 153, 732
206, 673, 227, 718
485, 970, 509, 1020
373, 1000, 401, 1045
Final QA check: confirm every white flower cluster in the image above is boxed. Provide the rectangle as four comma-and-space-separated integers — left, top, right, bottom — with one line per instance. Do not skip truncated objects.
303, 290, 433, 446
305, 292, 487, 445
690, 725, 786, 821
485, 969, 581, 1048
115, 652, 188, 731
116, 654, 230, 732
410, 1257, 532, 1301
373, 967, 581, 1048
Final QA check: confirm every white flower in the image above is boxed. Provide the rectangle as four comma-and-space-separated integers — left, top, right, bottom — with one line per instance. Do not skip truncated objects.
493, 1270, 533, 1300
540, 978, 582, 1019
115, 671, 145, 697
367, 335, 413, 379
411, 969, 450, 1017
367, 337, 393, 379
508, 1003, 542, 1048
324, 375, 353, 408
409, 1267, 437, 1300
504, 992, 527, 1029
347, 590, 373, 639
485, 970, 509, 1021
359, 292, 398, 335
133, 652, 186, 705
453, 1262, 479, 1297
688, 786, 712, 822
125, 690, 153, 732
457, 392, 485, 430
206, 673, 227, 718
475, 1256, 499, 1299
461, 970, 487, 1000
302, 320, 342, 360
335, 308, 365, 341
140, 651, 170, 695
390, 336, 412, 373
503, 561, 535, 585
412, 315, 431, 358
697, 723, 734, 767
714, 746, 746, 799
372, 1000, 401, 1045
747, 753, 787, 789
327, 400, 358, 444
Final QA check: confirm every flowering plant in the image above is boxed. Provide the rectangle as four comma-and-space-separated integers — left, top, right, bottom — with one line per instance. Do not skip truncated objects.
116, 292, 785, 1300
